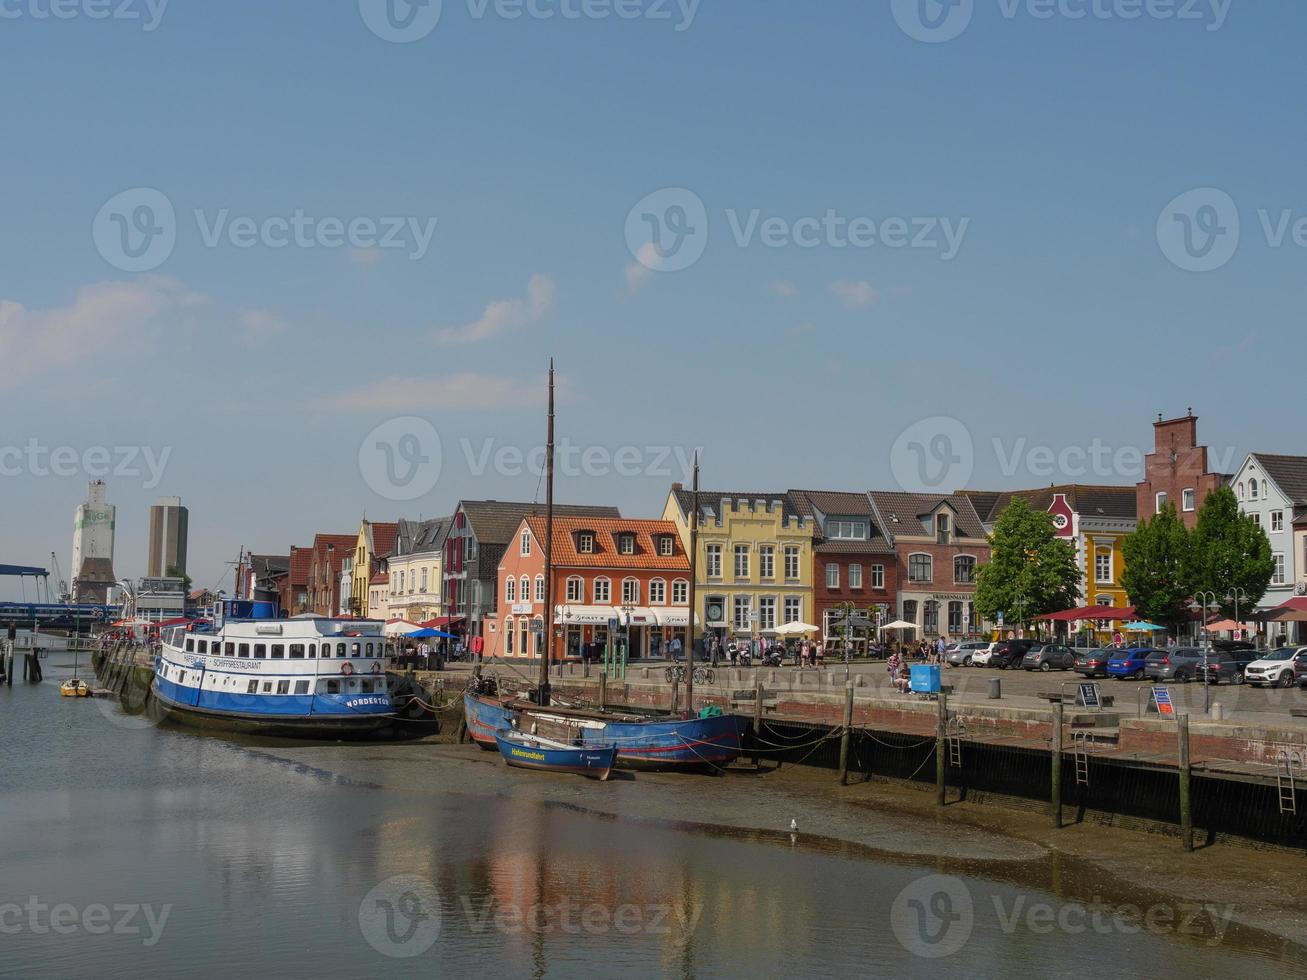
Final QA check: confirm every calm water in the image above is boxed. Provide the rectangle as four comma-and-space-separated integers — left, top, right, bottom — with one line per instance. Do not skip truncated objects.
1, 661, 1303, 980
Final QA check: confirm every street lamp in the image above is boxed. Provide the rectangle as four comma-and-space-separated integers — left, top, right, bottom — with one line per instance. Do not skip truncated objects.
1194, 590, 1219, 715
1227, 587, 1249, 643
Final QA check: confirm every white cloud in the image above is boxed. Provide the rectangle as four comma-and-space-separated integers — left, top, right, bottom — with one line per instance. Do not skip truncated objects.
0, 277, 206, 386
770, 280, 798, 298
828, 279, 879, 309
237, 309, 289, 341
624, 243, 662, 293
436, 274, 556, 343
325, 372, 555, 412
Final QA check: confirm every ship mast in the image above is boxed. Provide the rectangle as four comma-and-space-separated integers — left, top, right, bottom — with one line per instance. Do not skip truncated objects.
685, 454, 699, 718
539, 360, 555, 705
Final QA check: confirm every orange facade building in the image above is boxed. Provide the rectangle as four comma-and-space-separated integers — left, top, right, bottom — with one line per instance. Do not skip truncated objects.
489, 515, 692, 662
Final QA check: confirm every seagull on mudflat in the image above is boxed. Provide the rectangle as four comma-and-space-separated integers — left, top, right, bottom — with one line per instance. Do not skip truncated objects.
789, 818, 798, 832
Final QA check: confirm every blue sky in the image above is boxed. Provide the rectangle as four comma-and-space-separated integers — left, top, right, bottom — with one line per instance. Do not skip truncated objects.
2, 0, 1305, 597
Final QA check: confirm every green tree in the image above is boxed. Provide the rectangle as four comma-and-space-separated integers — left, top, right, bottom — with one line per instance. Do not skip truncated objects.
1185, 486, 1275, 619
1120, 504, 1192, 634
974, 499, 1081, 628
166, 564, 193, 594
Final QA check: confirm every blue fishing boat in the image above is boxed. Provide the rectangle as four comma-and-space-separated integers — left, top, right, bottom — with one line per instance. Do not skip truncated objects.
495, 728, 618, 780
464, 689, 517, 750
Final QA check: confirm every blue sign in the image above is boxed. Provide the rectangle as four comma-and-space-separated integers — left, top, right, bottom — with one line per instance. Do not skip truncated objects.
1151, 687, 1175, 718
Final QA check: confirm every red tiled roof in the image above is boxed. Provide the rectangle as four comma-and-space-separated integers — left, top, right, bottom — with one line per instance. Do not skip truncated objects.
368, 521, 398, 557
522, 515, 690, 570
369, 571, 389, 585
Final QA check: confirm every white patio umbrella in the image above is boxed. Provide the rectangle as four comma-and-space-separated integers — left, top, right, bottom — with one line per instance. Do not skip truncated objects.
879, 620, 919, 632
384, 619, 422, 637
773, 621, 820, 636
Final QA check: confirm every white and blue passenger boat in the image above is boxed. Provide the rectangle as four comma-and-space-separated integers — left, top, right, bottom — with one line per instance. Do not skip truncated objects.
154, 600, 398, 736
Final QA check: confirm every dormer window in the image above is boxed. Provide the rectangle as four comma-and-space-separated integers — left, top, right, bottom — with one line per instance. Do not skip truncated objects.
577, 532, 595, 554
827, 520, 868, 540
658, 535, 674, 557
618, 534, 635, 556
937, 513, 952, 545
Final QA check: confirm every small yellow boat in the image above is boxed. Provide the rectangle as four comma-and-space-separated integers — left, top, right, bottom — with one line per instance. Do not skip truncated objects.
60, 679, 91, 698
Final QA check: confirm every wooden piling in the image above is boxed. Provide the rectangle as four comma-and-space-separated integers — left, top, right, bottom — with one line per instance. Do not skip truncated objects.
1051, 701, 1064, 828
936, 692, 948, 806
598, 671, 608, 712
752, 679, 764, 767
1179, 713, 1193, 852
670, 679, 679, 716
839, 681, 855, 785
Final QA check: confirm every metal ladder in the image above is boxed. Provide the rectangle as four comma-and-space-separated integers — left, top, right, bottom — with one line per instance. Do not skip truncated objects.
1276, 750, 1302, 816
1072, 731, 1092, 786
946, 717, 964, 768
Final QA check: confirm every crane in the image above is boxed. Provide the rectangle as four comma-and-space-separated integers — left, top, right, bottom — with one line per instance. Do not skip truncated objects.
49, 552, 70, 604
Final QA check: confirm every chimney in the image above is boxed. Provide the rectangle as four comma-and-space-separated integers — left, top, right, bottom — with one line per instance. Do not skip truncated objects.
671, 482, 683, 491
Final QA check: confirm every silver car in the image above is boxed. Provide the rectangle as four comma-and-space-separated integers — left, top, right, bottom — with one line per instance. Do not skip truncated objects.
945, 640, 991, 667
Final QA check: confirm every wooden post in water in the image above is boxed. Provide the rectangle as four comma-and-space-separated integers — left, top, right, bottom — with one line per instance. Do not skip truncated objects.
1178, 713, 1193, 852
839, 681, 855, 785
598, 671, 608, 712
670, 678, 679, 716
1051, 701, 1064, 828
752, 679, 764, 767
935, 692, 948, 806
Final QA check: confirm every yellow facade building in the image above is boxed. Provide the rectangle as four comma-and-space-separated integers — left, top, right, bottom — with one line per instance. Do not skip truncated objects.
662, 488, 815, 644
384, 517, 449, 624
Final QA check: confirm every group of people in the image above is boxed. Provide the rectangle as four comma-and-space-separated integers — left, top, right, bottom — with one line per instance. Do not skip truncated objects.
396, 638, 464, 671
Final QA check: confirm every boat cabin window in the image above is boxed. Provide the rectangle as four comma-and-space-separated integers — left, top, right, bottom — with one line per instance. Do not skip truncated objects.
225, 642, 236, 656
365, 642, 375, 657
276, 680, 290, 694
262, 681, 272, 692
337, 642, 348, 658
196, 640, 207, 654
324, 679, 340, 695
294, 680, 309, 695
320, 644, 331, 659
271, 644, 285, 659
247, 680, 258, 694
307, 644, 316, 659
238, 644, 250, 658
361, 679, 376, 693
289, 644, 305, 659
351, 643, 362, 658
254, 644, 266, 659
185, 638, 195, 652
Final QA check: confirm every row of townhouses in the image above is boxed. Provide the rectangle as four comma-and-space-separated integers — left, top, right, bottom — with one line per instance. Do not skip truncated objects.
239, 412, 1307, 658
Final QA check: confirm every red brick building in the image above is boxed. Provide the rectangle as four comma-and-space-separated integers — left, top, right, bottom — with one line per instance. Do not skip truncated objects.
307, 533, 356, 616
489, 515, 691, 662
867, 491, 991, 640
1136, 412, 1229, 529
790, 490, 898, 652
279, 546, 311, 616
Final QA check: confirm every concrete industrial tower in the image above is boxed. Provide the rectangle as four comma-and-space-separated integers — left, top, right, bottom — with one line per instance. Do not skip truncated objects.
147, 496, 189, 578
71, 480, 117, 603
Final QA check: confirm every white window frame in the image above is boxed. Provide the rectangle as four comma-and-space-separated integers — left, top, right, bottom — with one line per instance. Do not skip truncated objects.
1271, 511, 1285, 533
649, 578, 666, 605
849, 563, 863, 589
758, 595, 777, 632
520, 576, 530, 604
535, 575, 545, 602
826, 563, 839, 589
505, 577, 516, 603
759, 545, 775, 580
658, 536, 674, 557
784, 546, 800, 580
622, 578, 640, 604
908, 553, 933, 583
1155, 491, 1168, 513
732, 594, 752, 631
618, 534, 635, 556
578, 532, 595, 554
1095, 549, 1113, 584
706, 544, 722, 579
1273, 553, 1287, 586
566, 576, 583, 603
783, 596, 802, 625
1182, 488, 1196, 512
672, 579, 688, 604
954, 555, 976, 585
520, 530, 532, 556
871, 564, 885, 589
593, 577, 611, 603
734, 544, 750, 579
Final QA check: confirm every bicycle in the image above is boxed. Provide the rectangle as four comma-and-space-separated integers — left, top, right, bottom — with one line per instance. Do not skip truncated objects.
665, 664, 716, 685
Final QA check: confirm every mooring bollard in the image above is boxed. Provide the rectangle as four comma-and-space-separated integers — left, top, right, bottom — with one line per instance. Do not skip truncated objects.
1179, 713, 1193, 852
839, 681, 855, 785
1051, 701, 1064, 828
936, 692, 948, 806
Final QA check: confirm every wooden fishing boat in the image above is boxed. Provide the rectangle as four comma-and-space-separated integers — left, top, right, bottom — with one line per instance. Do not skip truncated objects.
495, 728, 617, 780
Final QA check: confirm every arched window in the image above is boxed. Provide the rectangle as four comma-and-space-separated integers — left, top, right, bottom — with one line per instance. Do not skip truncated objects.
535, 574, 545, 602
671, 579, 689, 604
505, 577, 516, 603
520, 576, 530, 604
1250, 478, 1259, 500
648, 578, 666, 604
622, 578, 640, 604
505, 617, 515, 656
519, 618, 530, 656
593, 577, 611, 603
1238, 482, 1245, 499
566, 576, 583, 603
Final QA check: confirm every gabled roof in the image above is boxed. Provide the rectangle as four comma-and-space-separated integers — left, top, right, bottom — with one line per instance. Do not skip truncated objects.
961, 485, 1137, 524
394, 517, 450, 557
1249, 454, 1307, 506
249, 554, 289, 576
866, 491, 987, 539
365, 521, 398, 558
458, 500, 621, 546
788, 489, 896, 555
671, 488, 803, 523
522, 516, 690, 570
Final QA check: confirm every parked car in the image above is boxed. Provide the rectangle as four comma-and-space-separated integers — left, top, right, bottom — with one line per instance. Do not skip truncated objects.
1295, 649, 1307, 688
1073, 648, 1112, 678
1144, 647, 1205, 683
944, 640, 991, 667
970, 643, 1001, 667
990, 639, 1037, 669
1202, 649, 1261, 686
1021, 644, 1075, 672
1107, 647, 1158, 680
1245, 647, 1305, 688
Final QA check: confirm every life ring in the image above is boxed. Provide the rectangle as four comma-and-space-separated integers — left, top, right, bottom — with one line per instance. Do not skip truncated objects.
371, 663, 382, 675
341, 662, 355, 676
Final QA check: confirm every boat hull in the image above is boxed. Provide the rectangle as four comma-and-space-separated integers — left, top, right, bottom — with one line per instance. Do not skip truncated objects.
153, 684, 397, 737
464, 692, 517, 750
495, 732, 617, 780
584, 712, 747, 771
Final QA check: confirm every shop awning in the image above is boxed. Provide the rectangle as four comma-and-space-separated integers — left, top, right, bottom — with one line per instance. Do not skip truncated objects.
556, 605, 616, 626
1036, 605, 1136, 623
1253, 597, 1307, 623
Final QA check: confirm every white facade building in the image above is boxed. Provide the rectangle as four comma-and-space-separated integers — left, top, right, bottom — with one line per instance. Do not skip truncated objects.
1233, 454, 1307, 642
71, 480, 116, 603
